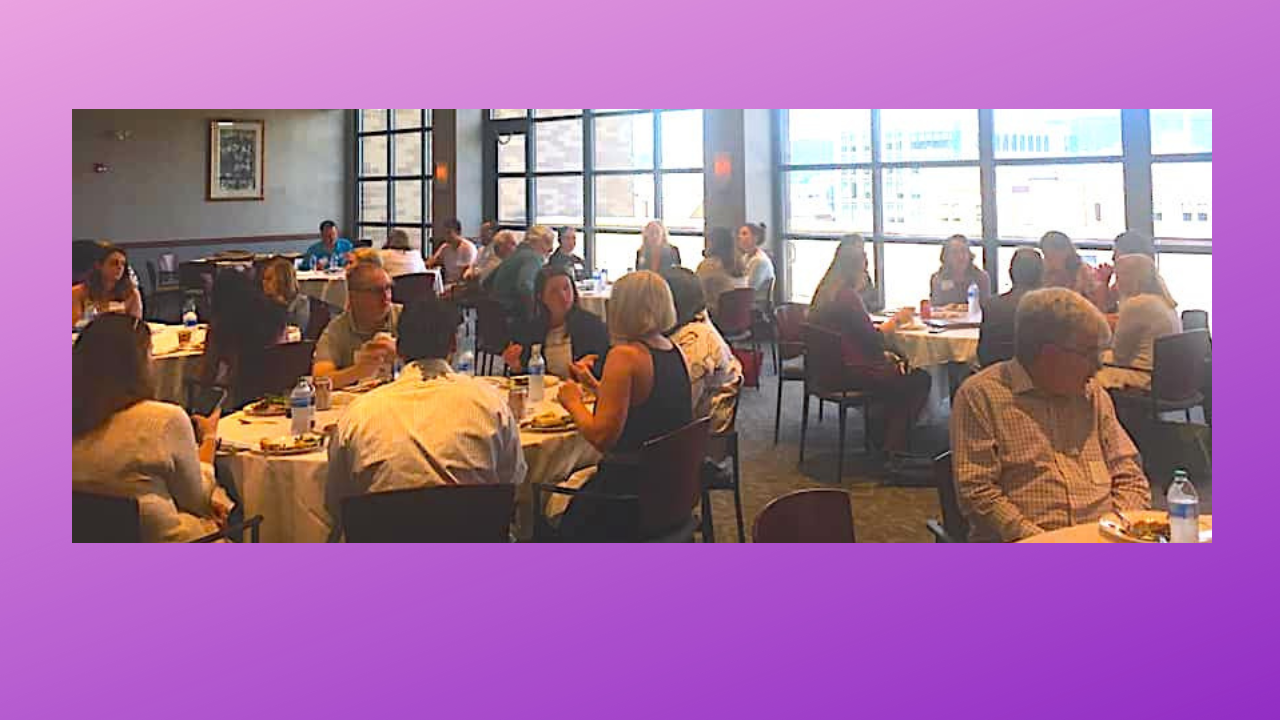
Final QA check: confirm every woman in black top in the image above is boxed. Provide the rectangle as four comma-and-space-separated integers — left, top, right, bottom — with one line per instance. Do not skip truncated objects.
634, 221, 682, 274
556, 270, 693, 541
547, 227, 588, 281
503, 266, 608, 379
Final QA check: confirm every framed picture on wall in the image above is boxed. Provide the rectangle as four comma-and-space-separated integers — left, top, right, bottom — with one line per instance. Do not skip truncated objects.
207, 119, 265, 201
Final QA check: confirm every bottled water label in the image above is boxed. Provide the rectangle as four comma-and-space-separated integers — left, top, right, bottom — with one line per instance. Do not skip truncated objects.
1169, 501, 1198, 520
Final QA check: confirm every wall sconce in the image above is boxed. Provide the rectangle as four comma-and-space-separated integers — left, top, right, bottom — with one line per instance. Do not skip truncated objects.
713, 152, 733, 179
93, 163, 110, 173
433, 161, 450, 187
113, 130, 134, 141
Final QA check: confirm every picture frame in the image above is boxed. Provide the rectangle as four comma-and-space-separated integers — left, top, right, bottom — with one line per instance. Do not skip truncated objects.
207, 119, 265, 201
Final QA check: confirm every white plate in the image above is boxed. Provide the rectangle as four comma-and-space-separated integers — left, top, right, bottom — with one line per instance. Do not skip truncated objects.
1098, 510, 1212, 543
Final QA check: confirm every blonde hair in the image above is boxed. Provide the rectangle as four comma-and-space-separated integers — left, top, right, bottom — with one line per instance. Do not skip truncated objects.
642, 220, 669, 249
1115, 254, 1176, 309
261, 256, 299, 303
608, 270, 677, 341
1015, 288, 1112, 366
525, 225, 557, 252
385, 229, 412, 251
348, 247, 383, 269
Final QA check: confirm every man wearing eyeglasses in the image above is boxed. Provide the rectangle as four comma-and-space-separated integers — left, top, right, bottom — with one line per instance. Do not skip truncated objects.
951, 288, 1151, 542
313, 264, 401, 389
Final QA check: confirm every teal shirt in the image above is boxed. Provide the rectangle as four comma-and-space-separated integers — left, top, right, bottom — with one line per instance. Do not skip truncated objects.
302, 238, 354, 270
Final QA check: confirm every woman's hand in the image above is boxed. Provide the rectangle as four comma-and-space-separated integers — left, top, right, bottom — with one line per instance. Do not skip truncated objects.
502, 343, 524, 373
191, 406, 222, 445
569, 355, 600, 389
557, 379, 584, 409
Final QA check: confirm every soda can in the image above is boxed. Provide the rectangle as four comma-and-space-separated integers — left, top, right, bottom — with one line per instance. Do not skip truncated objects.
920, 299, 933, 320
508, 386, 528, 420
314, 376, 333, 411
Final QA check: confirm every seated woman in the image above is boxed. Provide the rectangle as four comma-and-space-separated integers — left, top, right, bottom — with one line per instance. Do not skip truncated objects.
554, 271, 693, 541
547, 227, 588, 280
201, 270, 289, 408
930, 235, 991, 307
72, 314, 231, 542
72, 243, 143, 325
696, 226, 750, 318
737, 222, 776, 305
379, 228, 428, 278
1040, 231, 1109, 311
810, 236, 931, 461
1098, 254, 1181, 391
664, 267, 743, 434
635, 220, 682, 273
503, 266, 609, 379
260, 256, 310, 332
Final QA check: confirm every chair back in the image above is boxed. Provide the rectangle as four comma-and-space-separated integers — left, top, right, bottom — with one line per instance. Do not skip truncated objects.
637, 418, 712, 538
715, 288, 756, 336
1181, 309, 1210, 333
342, 484, 515, 542
72, 240, 102, 284
801, 323, 849, 395
304, 296, 331, 341
146, 260, 159, 294
238, 341, 316, 404
1152, 330, 1212, 405
753, 489, 855, 543
933, 452, 968, 542
73, 491, 141, 543
474, 298, 511, 356
391, 273, 437, 305
775, 303, 809, 361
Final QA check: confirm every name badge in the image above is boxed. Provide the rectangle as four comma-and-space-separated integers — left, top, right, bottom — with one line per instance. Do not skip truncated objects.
940, 280, 955, 292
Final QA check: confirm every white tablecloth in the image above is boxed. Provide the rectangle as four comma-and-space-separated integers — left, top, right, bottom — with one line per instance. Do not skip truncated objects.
297, 268, 444, 309
885, 326, 979, 424
74, 323, 205, 405
578, 288, 611, 323
215, 390, 600, 542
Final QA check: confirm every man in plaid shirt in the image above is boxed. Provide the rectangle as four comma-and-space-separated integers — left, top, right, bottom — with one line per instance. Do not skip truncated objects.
951, 288, 1151, 542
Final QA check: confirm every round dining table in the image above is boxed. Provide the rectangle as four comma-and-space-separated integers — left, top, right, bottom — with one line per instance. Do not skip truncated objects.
876, 319, 980, 423
74, 322, 206, 405
1019, 515, 1213, 543
577, 286, 611, 323
215, 383, 600, 542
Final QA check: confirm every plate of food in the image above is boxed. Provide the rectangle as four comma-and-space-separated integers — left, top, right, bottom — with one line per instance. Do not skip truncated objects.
1098, 509, 1212, 543
485, 375, 561, 391
523, 410, 575, 433
258, 432, 325, 456
348, 376, 392, 394
245, 395, 289, 417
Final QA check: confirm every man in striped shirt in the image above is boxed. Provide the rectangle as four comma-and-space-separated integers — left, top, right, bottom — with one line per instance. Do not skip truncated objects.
951, 288, 1151, 542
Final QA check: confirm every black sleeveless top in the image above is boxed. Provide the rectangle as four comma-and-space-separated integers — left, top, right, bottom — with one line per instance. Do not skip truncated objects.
614, 344, 692, 453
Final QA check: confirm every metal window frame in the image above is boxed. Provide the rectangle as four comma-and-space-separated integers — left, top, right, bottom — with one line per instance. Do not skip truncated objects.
355, 110, 433, 258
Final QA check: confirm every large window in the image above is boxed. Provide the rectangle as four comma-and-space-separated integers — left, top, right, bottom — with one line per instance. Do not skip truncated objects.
357, 110, 432, 250
488, 109, 705, 279
780, 109, 1212, 318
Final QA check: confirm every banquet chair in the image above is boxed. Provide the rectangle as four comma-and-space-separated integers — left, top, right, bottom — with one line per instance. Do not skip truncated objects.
1111, 330, 1212, 424
699, 390, 745, 543
925, 452, 968, 543
391, 272, 437, 305
236, 341, 317, 407
715, 287, 757, 347
533, 418, 711, 543
474, 298, 511, 376
773, 303, 809, 445
799, 323, 873, 486
752, 278, 778, 373
304, 297, 331, 341
752, 489, 855, 543
1181, 309, 1210, 333
340, 485, 515, 543
73, 491, 263, 543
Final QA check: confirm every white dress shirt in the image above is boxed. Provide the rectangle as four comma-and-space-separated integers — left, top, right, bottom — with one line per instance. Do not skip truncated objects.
327, 359, 527, 525
380, 248, 428, 278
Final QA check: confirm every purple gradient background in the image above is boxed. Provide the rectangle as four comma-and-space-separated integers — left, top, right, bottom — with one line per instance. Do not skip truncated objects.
24, 1, 1257, 717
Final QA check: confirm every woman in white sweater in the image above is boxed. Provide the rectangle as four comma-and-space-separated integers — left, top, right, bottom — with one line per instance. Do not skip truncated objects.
72, 314, 230, 542
1098, 254, 1181, 391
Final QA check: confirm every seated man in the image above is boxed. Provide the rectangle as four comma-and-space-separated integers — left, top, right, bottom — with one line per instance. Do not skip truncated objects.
426, 217, 477, 287
951, 288, 1151, 542
327, 297, 527, 533
312, 263, 401, 389
484, 225, 555, 321
977, 247, 1043, 367
302, 220, 355, 270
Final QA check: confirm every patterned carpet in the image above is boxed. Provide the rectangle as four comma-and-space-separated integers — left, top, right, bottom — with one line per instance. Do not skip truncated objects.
703, 367, 1213, 543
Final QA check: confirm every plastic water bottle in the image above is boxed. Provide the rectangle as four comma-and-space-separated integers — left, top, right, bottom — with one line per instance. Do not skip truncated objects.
967, 282, 981, 322
182, 298, 199, 328
454, 319, 475, 374
599, 268, 609, 287
1167, 469, 1200, 543
290, 377, 315, 436
528, 344, 546, 402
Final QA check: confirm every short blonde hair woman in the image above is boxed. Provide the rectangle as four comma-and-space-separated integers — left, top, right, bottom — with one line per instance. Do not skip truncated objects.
553, 270, 693, 541
260, 256, 310, 331
1097, 254, 1181, 391
635, 220, 682, 273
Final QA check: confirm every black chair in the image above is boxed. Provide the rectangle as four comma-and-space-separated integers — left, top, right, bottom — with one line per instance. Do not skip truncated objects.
304, 296, 331, 341
236, 341, 317, 408
752, 278, 778, 373
340, 484, 515, 542
533, 418, 712, 542
474, 298, 511, 376
73, 491, 262, 543
799, 324, 873, 485
773, 303, 809, 445
1112, 330, 1212, 424
1181, 309, 1210, 333
391, 273, 438, 305
699, 392, 745, 543
924, 452, 968, 543
753, 489, 855, 543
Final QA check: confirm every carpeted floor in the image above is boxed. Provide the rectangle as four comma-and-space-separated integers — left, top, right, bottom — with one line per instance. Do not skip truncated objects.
702, 366, 1213, 543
